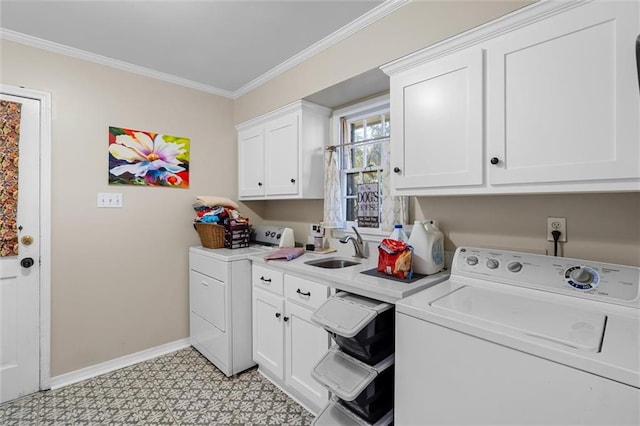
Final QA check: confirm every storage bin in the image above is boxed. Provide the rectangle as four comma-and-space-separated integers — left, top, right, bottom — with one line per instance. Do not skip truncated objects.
312, 293, 394, 364
223, 219, 250, 249
312, 347, 394, 425
312, 398, 393, 426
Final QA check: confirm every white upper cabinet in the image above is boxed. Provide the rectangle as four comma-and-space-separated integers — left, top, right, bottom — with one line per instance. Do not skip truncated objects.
236, 100, 330, 200
486, 0, 640, 187
382, 0, 640, 196
390, 47, 483, 191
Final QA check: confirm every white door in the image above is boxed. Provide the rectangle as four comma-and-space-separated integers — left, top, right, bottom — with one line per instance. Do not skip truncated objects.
264, 112, 299, 196
284, 301, 329, 410
486, 0, 640, 185
390, 47, 484, 191
0, 94, 41, 403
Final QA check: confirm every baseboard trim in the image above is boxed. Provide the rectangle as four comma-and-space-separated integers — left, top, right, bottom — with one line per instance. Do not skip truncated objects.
49, 338, 191, 390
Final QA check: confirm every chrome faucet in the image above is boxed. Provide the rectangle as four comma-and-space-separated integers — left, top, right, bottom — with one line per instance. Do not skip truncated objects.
339, 226, 367, 258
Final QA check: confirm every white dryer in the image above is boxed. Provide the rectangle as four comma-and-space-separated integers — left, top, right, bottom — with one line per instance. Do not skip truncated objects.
395, 247, 639, 425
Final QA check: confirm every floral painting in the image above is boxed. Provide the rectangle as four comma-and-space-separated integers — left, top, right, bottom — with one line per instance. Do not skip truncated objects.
108, 126, 189, 188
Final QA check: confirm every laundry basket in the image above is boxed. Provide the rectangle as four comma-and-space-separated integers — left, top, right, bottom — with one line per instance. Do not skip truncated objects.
194, 223, 225, 248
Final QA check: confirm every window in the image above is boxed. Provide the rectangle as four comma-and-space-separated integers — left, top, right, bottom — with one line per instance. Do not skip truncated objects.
339, 110, 391, 225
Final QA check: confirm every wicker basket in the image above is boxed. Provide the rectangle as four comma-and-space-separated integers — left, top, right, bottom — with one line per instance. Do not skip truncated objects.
194, 223, 225, 248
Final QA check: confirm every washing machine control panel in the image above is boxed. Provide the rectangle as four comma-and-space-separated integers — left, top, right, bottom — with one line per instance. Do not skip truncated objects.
454, 247, 639, 308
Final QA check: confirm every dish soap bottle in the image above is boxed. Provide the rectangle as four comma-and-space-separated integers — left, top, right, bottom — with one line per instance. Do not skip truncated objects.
389, 224, 409, 242
423, 220, 445, 275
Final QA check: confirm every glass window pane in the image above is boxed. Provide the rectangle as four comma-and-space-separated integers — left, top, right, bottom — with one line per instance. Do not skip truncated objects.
345, 172, 360, 196
362, 171, 378, 184
346, 198, 357, 222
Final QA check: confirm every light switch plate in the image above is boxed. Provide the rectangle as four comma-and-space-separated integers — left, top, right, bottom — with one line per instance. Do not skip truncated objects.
97, 192, 123, 208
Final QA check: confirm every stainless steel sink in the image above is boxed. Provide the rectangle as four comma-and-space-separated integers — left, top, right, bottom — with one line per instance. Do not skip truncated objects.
304, 257, 361, 269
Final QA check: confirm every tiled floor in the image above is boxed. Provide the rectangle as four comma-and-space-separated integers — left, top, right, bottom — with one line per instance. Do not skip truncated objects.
0, 347, 315, 425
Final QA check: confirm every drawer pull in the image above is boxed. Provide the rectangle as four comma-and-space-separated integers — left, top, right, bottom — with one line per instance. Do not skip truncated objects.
200, 281, 209, 287
260, 276, 272, 283
275, 312, 281, 318
296, 288, 311, 297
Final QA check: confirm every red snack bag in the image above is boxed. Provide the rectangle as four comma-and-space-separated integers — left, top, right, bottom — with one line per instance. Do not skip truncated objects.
377, 238, 413, 279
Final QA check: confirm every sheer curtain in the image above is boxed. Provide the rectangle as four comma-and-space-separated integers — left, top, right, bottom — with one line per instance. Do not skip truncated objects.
380, 139, 408, 232
322, 144, 343, 228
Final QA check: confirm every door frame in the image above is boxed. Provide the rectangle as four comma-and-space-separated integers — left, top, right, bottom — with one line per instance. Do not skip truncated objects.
1, 84, 52, 390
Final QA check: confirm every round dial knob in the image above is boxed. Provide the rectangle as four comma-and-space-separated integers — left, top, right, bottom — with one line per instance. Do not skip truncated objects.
466, 256, 479, 266
507, 261, 523, 273
486, 258, 499, 269
570, 268, 594, 284
564, 266, 599, 290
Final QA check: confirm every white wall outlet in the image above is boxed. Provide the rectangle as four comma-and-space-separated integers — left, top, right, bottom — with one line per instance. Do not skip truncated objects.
310, 224, 324, 236
97, 192, 123, 208
547, 217, 566, 242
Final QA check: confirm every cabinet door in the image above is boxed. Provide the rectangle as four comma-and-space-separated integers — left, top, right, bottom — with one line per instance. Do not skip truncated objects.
265, 112, 299, 196
253, 287, 285, 380
486, 1, 640, 185
390, 47, 483, 191
285, 301, 329, 410
238, 126, 265, 198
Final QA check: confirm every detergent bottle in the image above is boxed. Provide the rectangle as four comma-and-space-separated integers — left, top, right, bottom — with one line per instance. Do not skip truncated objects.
422, 220, 445, 275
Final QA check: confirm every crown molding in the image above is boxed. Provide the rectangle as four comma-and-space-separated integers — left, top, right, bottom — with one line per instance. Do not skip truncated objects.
1, 0, 409, 100
0, 28, 236, 98
231, 0, 410, 98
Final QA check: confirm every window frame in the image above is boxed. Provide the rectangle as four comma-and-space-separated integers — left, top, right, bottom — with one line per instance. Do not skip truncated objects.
331, 94, 390, 232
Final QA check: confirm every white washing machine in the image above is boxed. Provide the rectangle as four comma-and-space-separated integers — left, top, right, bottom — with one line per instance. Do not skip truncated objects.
395, 247, 640, 425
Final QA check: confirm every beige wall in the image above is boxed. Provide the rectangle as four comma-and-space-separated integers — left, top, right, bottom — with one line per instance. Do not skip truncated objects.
0, 40, 258, 376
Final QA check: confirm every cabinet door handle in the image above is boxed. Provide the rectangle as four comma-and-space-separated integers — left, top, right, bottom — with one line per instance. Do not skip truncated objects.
275, 312, 281, 318
296, 288, 311, 297
200, 281, 209, 287
393, 167, 401, 173
290, 178, 296, 183
260, 276, 271, 283
283, 316, 289, 322
490, 157, 500, 165
258, 182, 263, 187
636, 33, 639, 93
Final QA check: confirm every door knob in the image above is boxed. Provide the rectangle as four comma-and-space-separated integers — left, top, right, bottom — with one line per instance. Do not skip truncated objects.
21, 235, 34, 245
20, 257, 35, 268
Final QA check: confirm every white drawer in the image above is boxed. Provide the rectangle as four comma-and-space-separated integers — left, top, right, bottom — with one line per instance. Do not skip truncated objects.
190, 311, 229, 372
190, 252, 227, 282
284, 275, 328, 310
253, 265, 284, 295
190, 270, 226, 332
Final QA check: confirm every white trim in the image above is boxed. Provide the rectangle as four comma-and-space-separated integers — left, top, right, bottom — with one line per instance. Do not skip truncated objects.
50, 338, 191, 390
0, 84, 52, 391
0, 0, 409, 100
381, 0, 587, 76
0, 29, 235, 99
233, 0, 410, 98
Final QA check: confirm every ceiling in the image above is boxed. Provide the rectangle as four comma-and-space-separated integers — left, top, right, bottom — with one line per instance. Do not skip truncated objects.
0, 0, 391, 98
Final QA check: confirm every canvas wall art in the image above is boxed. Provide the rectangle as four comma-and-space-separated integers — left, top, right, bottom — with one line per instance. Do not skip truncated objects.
108, 126, 189, 188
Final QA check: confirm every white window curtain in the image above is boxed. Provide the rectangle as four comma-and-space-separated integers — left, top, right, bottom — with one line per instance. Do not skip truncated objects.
323, 116, 408, 232
322, 145, 343, 228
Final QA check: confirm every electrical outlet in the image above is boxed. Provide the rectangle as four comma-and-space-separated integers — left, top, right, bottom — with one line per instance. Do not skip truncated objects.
547, 217, 566, 242
310, 224, 324, 236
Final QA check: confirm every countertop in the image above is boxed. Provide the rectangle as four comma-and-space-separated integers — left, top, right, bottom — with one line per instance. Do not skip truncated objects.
248, 250, 450, 304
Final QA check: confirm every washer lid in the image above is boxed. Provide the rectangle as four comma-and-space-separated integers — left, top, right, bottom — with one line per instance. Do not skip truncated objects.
431, 286, 606, 352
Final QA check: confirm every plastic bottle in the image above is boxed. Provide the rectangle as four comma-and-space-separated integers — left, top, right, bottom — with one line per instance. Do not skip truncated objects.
407, 220, 430, 274
389, 224, 409, 242
423, 220, 445, 275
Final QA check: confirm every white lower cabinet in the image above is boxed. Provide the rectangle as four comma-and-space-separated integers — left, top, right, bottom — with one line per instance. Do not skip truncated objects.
252, 264, 330, 414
